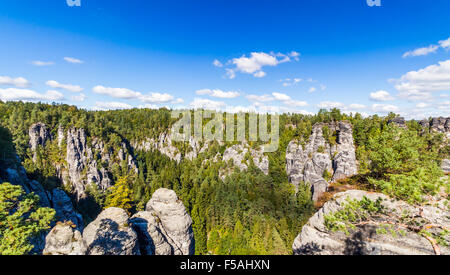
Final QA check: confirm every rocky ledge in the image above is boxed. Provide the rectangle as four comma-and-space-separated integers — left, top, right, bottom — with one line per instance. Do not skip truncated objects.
293, 190, 450, 255
43, 188, 195, 255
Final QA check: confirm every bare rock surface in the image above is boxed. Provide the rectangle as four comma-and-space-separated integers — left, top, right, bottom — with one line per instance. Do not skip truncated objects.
144, 188, 195, 255
293, 190, 450, 255
286, 121, 357, 201
43, 223, 87, 255
82, 207, 140, 255
29, 123, 51, 161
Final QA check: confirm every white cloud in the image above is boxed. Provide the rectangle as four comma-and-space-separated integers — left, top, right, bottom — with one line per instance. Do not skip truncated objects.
372, 104, 399, 113
320, 84, 327, 91
189, 98, 226, 110
196, 89, 240, 99
31, 61, 54, 66
70, 93, 86, 102
348, 103, 366, 109
281, 78, 302, 87
416, 102, 431, 108
317, 101, 344, 109
439, 37, 450, 50
64, 57, 84, 64
224, 51, 299, 78
308, 87, 317, 93
437, 101, 450, 110
46, 80, 83, 92
370, 90, 395, 101
0, 76, 29, 87
0, 88, 63, 102
394, 60, 450, 101
283, 100, 308, 107
225, 69, 236, 79
213, 59, 223, 67
139, 92, 174, 103
402, 45, 439, 58
253, 71, 266, 78
171, 98, 184, 104
94, 102, 133, 111
272, 92, 291, 101
92, 85, 141, 99
246, 94, 274, 102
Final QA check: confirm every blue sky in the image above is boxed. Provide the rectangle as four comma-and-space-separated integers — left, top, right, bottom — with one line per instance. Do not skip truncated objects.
0, 0, 449, 118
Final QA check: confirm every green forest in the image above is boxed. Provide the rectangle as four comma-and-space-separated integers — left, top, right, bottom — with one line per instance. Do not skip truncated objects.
0, 101, 449, 255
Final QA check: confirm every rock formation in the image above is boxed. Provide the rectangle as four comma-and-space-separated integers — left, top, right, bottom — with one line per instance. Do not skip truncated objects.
419, 117, 450, 174
43, 223, 87, 255
387, 117, 407, 129
29, 123, 51, 161
43, 188, 195, 255
292, 190, 450, 255
50, 188, 84, 230
286, 121, 358, 201
82, 207, 140, 255
219, 143, 269, 180
143, 188, 195, 255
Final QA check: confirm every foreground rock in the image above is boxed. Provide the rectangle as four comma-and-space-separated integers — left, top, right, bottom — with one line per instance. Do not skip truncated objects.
83, 207, 140, 255
293, 190, 450, 255
286, 121, 358, 201
43, 188, 195, 255
143, 188, 195, 255
43, 223, 87, 255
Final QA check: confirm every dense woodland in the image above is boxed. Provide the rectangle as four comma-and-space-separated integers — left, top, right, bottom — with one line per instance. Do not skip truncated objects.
0, 101, 449, 255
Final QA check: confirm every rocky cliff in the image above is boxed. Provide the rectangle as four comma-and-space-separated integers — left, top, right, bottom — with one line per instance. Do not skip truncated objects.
43, 188, 195, 255
419, 117, 450, 174
292, 190, 450, 255
286, 121, 358, 201
29, 123, 138, 200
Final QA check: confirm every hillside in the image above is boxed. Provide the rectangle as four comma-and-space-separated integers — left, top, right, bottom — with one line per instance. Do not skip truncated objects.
0, 101, 449, 255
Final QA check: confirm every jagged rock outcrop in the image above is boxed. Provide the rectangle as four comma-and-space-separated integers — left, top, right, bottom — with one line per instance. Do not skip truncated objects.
387, 117, 407, 129
293, 190, 450, 255
286, 121, 358, 201
420, 117, 450, 173
50, 188, 84, 230
29, 123, 51, 161
42, 188, 195, 255
133, 133, 182, 163
65, 127, 138, 199
83, 207, 140, 255
130, 211, 173, 255
43, 223, 87, 255
29, 180, 51, 208
142, 188, 195, 255
219, 143, 269, 180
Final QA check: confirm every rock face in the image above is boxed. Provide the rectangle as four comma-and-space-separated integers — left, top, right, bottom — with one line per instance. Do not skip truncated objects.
43, 188, 195, 255
50, 189, 84, 230
293, 190, 450, 255
29, 123, 51, 161
420, 117, 450, 174
134, 133, 182, 163
388, 117, 407, 129
65, 127, 137, 199
286, 121, 358, 201
83, 207, 140, 255
219, 143, 269, 180
143, 188, 195, 255
29, 123, 51, 151
43, 223, 87, 255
